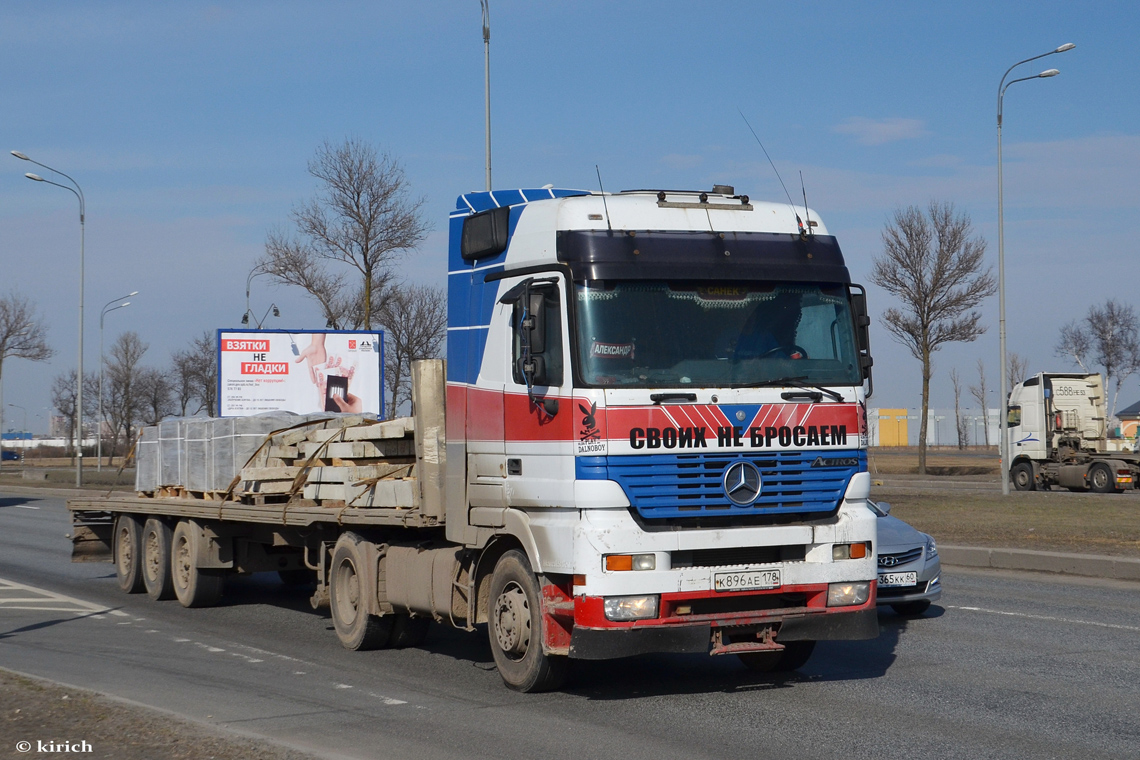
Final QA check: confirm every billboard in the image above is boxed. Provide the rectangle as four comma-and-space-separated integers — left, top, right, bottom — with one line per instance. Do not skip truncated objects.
217, 330, 384, 417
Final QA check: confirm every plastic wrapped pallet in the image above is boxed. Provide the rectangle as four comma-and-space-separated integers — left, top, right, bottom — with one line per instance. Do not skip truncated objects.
184, 418, 211, 492
158, 419, 186, 487
209, 413, 301, 492
135, 425, 159, 493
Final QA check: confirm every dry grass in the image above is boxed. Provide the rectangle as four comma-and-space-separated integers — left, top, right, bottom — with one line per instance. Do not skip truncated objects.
878, 488, 1140, 558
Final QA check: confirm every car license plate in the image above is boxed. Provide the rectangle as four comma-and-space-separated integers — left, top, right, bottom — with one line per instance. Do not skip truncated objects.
714, 569, 781, 592
877, 572, 918, 588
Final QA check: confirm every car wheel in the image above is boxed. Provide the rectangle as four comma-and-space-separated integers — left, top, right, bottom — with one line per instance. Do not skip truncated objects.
1089, 463, 1117, 494
891, 600, 931, 616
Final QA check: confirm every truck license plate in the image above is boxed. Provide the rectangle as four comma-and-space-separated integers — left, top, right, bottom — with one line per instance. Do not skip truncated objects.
877, 572, 918, 588
714, 569, 781, 592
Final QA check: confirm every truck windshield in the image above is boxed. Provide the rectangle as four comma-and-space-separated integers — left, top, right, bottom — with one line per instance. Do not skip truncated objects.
574, 281, 862, 388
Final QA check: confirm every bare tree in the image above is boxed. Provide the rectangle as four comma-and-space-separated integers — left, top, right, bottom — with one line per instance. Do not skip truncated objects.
50, 370, 98, 459
106, 332, 148, 456
257, 139, 429, 330
969, 359, 990, 446
870, 201, 996, 474
1056, 320, 1091, 372
172, 331, 218, 416
136, 366, 175, 426
379, 284, 447, 416
950, 368, 968, 450
0, 293, 54, 466
1054, 299, 1140, 416
1007, 352, 1030, 385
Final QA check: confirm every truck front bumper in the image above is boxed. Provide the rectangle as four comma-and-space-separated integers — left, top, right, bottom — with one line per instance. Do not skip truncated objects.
562, 583, 879, 660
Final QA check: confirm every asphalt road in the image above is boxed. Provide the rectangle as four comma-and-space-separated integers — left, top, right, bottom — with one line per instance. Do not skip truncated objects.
2, 490, 1139, 760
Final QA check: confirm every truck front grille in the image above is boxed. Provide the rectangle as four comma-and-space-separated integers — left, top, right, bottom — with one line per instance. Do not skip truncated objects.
672, 545, 806, 569
577, 450, 863, 521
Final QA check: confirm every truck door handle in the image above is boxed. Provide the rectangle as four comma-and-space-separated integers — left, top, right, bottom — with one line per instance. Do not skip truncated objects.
650, 393, 697, 404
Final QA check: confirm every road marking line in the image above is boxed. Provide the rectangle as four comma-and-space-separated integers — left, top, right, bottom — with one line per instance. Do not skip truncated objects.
368, 692, 407, 705
948, 605, 1140, 633
0, 577, 110, 614
13, 505, 39, 510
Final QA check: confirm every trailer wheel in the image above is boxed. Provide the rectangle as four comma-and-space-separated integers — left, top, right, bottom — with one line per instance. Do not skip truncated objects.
142, 518, 175, 601
389, 614, 431, 648
330, 532, 392, 650
1011, 462, 1036, 491
737, 641, 816, 673
1089, 463, 1117, 493
113, 514, 146, 594
171, 520, 225, 608
487, 550, 568, 692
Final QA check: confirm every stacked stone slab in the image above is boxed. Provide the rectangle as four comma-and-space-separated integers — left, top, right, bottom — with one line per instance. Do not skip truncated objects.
134, 413, 419, 509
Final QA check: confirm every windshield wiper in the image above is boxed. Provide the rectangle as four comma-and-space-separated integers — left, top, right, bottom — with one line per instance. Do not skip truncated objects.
732, 375, 846, 402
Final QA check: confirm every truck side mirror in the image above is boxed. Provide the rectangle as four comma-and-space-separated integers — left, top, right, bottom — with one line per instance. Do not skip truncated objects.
521, 293, 546, 354
849, 285, 874, 391
461, 206, 510, 261
517, 354, 549, 387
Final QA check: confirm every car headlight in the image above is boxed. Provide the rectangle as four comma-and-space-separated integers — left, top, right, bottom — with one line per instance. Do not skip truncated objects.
924, 534, 938, 560
827, 582, 870, 607
603, 595, 659, 621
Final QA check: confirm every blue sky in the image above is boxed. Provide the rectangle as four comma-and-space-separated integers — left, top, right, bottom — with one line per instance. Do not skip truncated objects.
2, 1, 1138, 434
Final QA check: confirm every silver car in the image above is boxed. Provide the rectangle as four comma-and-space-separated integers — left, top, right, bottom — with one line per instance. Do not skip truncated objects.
871, 501, 941, 616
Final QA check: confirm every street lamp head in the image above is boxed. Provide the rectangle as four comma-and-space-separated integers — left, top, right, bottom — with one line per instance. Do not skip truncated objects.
272, 305, 280, 317
1055, 43, 1076, 53
241, 312, 250, 325
25, 172, 44, 181
128, 291, 139, 297
1039, 68, 1060, 78
120, 302, 131, 308
11, 150, 30, 161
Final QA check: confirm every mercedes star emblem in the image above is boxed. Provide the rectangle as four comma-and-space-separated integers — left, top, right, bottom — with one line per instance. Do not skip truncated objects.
722, 460, 762, 506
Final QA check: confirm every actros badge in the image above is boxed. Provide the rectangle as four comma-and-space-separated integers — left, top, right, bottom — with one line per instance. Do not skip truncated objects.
722, 460, 763, 506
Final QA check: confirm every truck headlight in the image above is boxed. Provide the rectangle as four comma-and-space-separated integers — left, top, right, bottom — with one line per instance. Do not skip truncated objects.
827, 582, 870, 607
603, 595, 659, 621
604, 553, 656, 571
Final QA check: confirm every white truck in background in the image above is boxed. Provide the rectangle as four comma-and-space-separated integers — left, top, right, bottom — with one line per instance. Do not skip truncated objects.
1007, 372, 1140, 492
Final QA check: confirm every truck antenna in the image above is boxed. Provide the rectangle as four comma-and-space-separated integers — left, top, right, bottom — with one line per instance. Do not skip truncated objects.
595, 165, 612, 232
800, 171, 813, 237
738, 108, 806, 239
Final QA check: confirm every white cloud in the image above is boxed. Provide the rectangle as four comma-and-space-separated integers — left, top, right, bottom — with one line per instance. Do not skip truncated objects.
833, 117, 930, 146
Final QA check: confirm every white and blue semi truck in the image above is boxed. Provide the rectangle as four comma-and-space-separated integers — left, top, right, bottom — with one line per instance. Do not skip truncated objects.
70, 184, 879, 692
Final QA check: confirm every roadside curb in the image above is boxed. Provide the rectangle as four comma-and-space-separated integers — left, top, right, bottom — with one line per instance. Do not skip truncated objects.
941, 545, 1140, 582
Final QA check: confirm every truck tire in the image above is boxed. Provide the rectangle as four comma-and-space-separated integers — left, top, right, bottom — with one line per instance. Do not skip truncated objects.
1089, 463, 1117, 493
1011, 462, 1036, 491
113, 514, 145, 594
487, 550, 569, 692
171, 520, 225, 608
330, 532, 393, 650
737, 640, 816, 673
389, 614, 431, 648
142, 518, 175, 601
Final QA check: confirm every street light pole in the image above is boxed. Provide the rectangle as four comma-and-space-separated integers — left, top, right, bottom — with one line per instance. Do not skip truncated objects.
13, 151, 87, 486
98, 292, 137, 471
996, 43, 1074, 495
481, 0, 492, 191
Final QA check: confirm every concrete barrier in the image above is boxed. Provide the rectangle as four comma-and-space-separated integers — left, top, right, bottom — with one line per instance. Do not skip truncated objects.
941, 545, 1140, 582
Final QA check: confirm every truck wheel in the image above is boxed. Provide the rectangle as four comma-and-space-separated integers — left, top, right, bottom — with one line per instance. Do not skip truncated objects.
113, 514, 145, 594
142, 518, 175, 601
330, 532, 393, 650
1089, 463, 1117, 493
890, 600, 931, 616
389, 614, 431, 648
171, 520, 225, 608
738, 640, 816, 673
487, 550, 569, 692
1011, 462, 1036, 491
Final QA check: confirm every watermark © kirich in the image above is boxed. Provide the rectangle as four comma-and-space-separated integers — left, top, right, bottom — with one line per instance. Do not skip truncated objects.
15, 740, 93, 753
